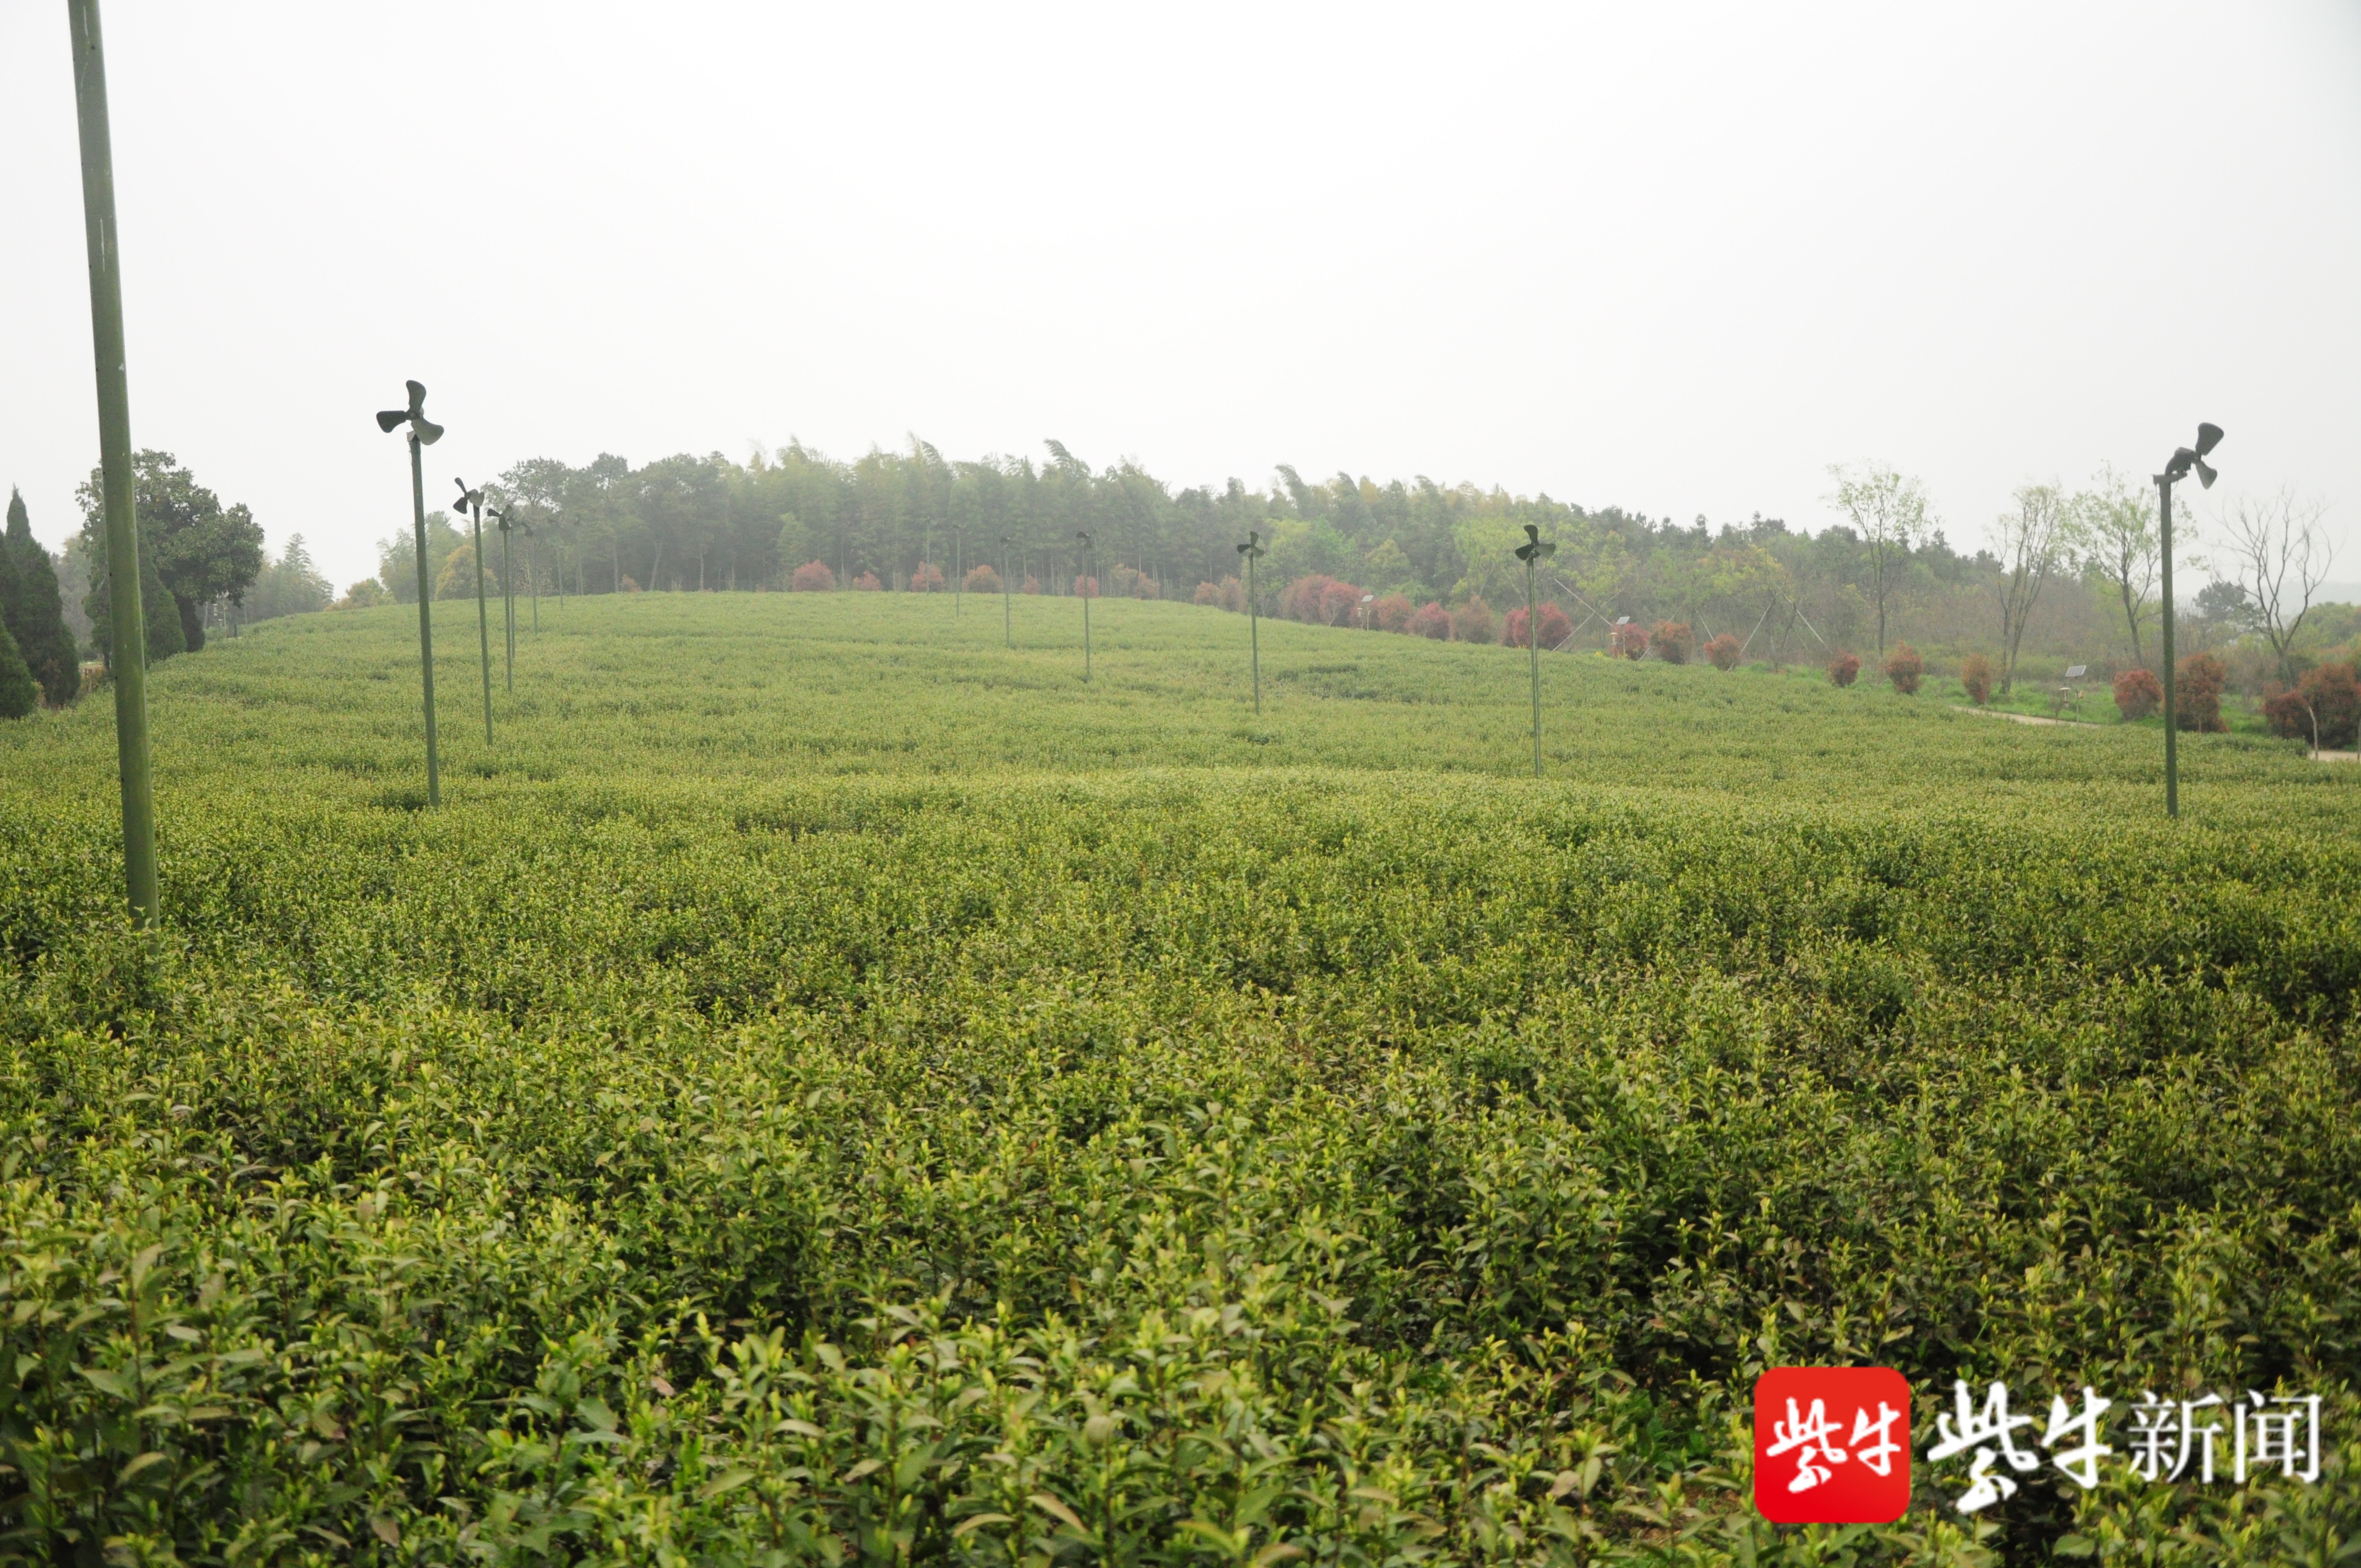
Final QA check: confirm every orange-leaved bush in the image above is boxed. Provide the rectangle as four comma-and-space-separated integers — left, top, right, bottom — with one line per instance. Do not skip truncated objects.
1373, 593, 1415, 634
2176, 652, 2227, 732
2262, 661, 2360, 749
1885, 642, 1923, 695
1651, 621, 1693, 665
1961, 653, 1994, 705
1408, 601, 1451, 640
1704, 633, 1742, 671
1071, 575, 1100, 599
788, 560, 834, 591
2114, 667, 2161, 721
1827, 651, 1860, 687
963, 563, 1000, 594
852, 571, 883, 591
1452, 597, 1497, 645
909, 562, 946, 592
1503, 602, 1574, 650
1611, 622, 1648, 660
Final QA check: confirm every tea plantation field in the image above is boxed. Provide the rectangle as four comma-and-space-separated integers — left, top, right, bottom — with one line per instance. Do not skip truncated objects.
2, 594, 2357, 1566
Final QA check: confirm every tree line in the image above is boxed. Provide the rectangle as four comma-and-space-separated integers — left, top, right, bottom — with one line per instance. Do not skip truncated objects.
2, 438, 2343, 721
357, 440, 2343, 690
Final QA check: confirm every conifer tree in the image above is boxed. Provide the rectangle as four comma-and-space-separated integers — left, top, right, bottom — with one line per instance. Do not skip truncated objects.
0, 617, 35, 720
4, 489, 84, 705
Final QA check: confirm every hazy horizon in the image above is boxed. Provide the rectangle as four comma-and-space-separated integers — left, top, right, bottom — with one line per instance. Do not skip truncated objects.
4, 1, 2358, 594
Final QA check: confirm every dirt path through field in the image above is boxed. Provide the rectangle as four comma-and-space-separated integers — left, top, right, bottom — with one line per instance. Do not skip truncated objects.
1952, 705, 2357, 760
1952, 705, 2086, 727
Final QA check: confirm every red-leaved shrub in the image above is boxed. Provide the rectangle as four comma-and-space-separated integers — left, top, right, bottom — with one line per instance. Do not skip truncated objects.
1651, 621, 1693, 665
1194, 581, 1220, 606
852, 571, 883, 591
1452, 597, 1497, 645
1885, 642, 1923, 695
1373, 594, 1415, 634
964, 563, 1001, 594
1503, 602, 1575, 650
1611, 622, 1648, 660
1408, 601, 1451, 640
1072, 575, 1100, 598
909, 562, 946, 592
2263, 661, 2359, 749
1827, 651, 1860, 687
1960, 653, 1994, 705
1022, 575, 1042, 595
790, 561, 835, 592
1704, 632, 1742, 671
2114, 667, 2162, 721
2177, 652, 2227, 732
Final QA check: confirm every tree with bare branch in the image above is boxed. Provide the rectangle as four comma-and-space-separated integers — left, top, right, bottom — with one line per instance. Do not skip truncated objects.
1826, 462, 1933, 656
1989, 483, 2082, 697
2079, 465, 2161, 669
2215, 490, 2336, 686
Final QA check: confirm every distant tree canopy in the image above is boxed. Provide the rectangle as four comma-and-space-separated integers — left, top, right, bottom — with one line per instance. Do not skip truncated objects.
339, 438, 2344, 679
389, 441, 1995, 667
241, 534, 334, 624
75, 451, 263, 662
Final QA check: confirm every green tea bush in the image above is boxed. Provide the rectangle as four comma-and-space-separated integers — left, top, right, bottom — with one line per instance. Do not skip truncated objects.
2, 596, 2355, 1564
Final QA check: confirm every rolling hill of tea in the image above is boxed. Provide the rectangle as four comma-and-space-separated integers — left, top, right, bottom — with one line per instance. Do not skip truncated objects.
3, 593, 2357, 1566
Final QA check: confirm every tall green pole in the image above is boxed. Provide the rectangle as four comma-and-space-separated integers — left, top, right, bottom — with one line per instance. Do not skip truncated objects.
1527, 556, 1542, 778
1076, 531, 1094, 682
409, 438, 440, 806
2158, 474, 2178, 819
1000, 535, 1012, 648
529, 527, 540, 630
1513, 525, 1555, 779
1248, 552, 1260, 714
68, 0, 157, 925
954, 530, 964, 616
500, 518, 515, 691
1237, 532, 1265, 716
471, 502, 493, 743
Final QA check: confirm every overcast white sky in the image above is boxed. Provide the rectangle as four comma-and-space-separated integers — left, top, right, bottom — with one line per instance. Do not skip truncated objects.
3, 1, 2358, 591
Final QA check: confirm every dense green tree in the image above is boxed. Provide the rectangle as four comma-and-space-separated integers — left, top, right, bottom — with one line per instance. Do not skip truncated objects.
0, 616, 34, 719
85, 541, 186, 667
3, 489, 81, 705
76, 451, 264, 654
